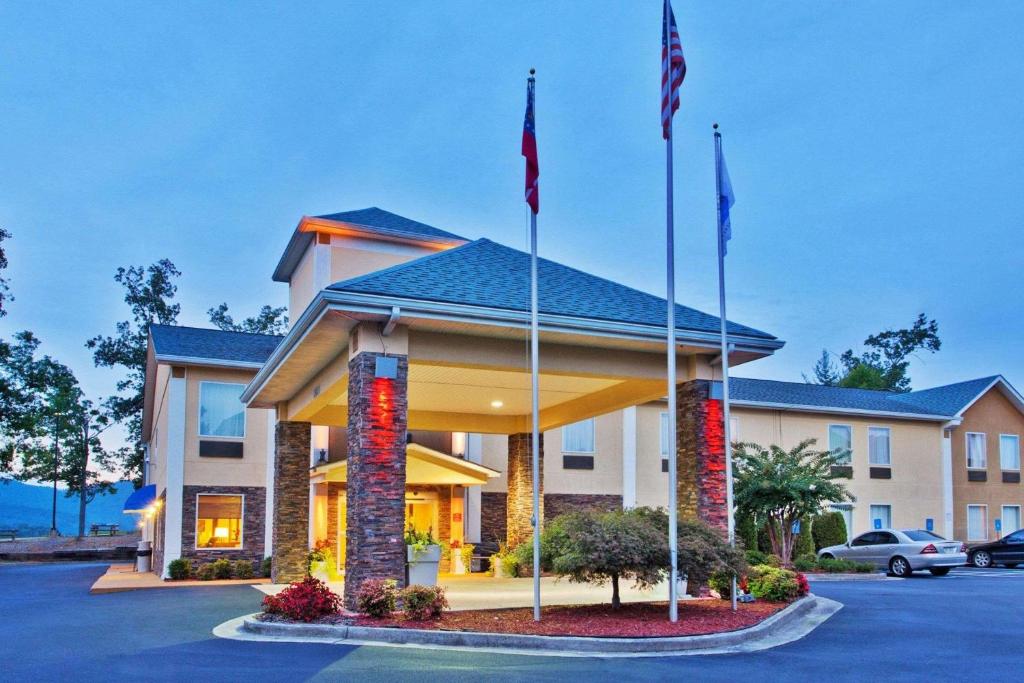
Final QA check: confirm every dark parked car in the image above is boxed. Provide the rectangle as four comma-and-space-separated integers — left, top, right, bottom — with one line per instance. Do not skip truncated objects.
968, 529, 1024, 568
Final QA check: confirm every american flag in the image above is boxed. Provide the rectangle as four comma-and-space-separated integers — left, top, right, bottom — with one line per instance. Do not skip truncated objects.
661, 2, 686, 140
522, 76, 539, 214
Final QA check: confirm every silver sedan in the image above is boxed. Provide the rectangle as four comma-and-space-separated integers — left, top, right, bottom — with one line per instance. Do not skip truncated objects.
818, 528, 968, 577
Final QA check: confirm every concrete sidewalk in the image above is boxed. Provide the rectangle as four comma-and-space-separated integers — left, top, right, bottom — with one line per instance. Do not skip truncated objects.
254, 574, 679, 611
90, 563, 270, 593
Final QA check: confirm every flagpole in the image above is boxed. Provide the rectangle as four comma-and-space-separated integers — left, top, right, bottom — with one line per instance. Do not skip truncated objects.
714, 123, 738, 612
528, 69, 542, 624
664, 0, 679, 624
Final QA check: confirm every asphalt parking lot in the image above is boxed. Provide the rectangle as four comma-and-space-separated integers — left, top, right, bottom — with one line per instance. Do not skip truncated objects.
1, 562, 1021, 682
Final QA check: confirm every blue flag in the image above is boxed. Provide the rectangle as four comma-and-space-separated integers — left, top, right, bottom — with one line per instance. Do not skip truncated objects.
718, 150, 735, 254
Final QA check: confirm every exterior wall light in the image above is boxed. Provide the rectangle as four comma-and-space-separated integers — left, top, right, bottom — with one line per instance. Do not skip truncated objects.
491, 400, 504, 409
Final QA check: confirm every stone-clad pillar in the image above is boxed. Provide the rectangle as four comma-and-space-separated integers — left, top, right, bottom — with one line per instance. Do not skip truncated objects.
676, 380, 728, 534
506, 433, 544, 548
272, 420, 311, 583
344, 351, 409, 610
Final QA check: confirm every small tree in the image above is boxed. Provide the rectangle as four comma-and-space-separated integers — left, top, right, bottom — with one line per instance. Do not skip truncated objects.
538, 509, 666, 609
734, 439, 855, 563
208, 303, 288, 335
812, 511, 849, 551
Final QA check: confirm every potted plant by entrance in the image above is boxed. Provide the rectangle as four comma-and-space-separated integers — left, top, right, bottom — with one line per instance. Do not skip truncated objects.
405, 526, 441, 586
453, 542, 475, 575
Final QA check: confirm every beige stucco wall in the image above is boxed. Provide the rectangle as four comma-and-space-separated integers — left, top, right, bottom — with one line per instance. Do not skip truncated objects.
183, 366, 270, 488
729, 406, 946, 536
288, 244, 316, 322
148, 363, 172, 495
636, 403, 670, 508
951, 388, 1024, 542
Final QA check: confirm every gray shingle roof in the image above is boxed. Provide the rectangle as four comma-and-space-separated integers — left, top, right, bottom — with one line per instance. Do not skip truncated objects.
150, 325, 282, 366
314, 207, 466, 242
730, 375, 1010, 418
328, 238, 777, 341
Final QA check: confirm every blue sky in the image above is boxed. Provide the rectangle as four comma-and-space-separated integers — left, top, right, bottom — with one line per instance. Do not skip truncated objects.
2, 1, 1023, 443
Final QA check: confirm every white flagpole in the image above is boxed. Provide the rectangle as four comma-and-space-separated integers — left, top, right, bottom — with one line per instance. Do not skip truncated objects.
664, 0, 679, 624
714, 123, 738, 612
529, 71, 542, 624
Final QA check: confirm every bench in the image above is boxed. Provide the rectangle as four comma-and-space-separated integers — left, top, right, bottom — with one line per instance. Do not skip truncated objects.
0, 529, 16, 542
90, 524, 119, 537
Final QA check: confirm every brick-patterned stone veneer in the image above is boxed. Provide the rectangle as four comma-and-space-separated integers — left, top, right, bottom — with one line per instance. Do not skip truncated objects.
506, 433, 544, 548
544, 494, 623, 522
676, 380, 728, 534
437, 485, 452, 573
181, 485, 266, 565
273, 420, 311, 583
344, 352, 409, 610
480, 492, 507, 546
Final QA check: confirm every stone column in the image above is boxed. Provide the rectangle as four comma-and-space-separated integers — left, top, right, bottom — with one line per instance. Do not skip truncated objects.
344, 351, 409, 610
272, 420, 311, 583
506, 432, 544, 548
676, 380, 728, 534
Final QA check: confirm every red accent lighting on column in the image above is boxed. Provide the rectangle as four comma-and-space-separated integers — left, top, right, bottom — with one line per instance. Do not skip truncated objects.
703, 399, 726, 471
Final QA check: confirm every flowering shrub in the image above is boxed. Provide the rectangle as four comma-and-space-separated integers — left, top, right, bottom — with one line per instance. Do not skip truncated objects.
795, 572, 810, 597
400, 584, 448, 620
747, 565, 800, 602
262, 576, 342, 622
356, 578, 398, 618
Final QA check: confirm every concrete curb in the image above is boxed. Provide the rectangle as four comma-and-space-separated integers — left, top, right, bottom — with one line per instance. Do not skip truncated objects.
214, 594, 843, 658
805, 573, 893, 582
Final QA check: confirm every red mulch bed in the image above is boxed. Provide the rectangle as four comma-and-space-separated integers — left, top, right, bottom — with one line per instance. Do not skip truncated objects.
305, 599, 789, 638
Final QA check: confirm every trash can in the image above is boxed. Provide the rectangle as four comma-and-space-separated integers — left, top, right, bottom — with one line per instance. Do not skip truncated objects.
136, 540, 152, 573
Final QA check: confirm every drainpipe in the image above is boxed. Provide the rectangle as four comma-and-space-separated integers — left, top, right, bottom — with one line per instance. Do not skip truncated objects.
941, 419, 960, 539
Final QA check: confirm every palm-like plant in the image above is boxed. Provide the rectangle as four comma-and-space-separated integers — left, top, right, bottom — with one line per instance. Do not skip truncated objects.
733, 439, 855, 563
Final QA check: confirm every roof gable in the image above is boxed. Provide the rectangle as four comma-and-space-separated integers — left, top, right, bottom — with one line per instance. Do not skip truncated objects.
149, 325, 283, 367
896, 375, 1024, 418
730, 378, 943, 416
328, 238, 777, 340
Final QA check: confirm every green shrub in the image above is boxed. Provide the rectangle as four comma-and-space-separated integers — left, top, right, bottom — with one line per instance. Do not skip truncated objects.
793, 554, 817, 572
196, 562, 216, 580
792, 517, 815, 560
210, 558, 234, 579
813, 557, 875, 573
708, 570, 738, 599
501, 553, 522, 577
356, 578, 398, 618
261, 557, 273, 578
747, 565, 800, 602
234, 560, 255, 579
167, 558, 191, 581
736, 513, 758, 553
812, 511, 848, 552
460, 544, 475, 572
400, 584, 448, 620
744, 549, 775, 567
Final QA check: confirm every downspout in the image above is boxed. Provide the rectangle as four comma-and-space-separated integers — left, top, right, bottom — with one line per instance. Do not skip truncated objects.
941, 419, 960, 539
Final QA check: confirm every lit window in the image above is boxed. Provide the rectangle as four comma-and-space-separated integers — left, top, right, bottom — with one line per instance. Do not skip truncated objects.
868, 427, 891, 466
1000, 434, 1020, 471
199, 382, 245, 438
562, 418, 595, 454
659, 412, 670, 458
1002, 506, 1021, 535
829, 425, 852, 465
196, 494, 243, 549
869, 504, 892, 530
966, 433, 987, 470
967, 504, 988, 541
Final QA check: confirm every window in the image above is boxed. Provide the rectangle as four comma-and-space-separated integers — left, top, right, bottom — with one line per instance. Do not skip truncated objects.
729, 417, 739, 442
195, 494, 243, 549
903, 530, 945, 542
966, 432, 987, 470
829, 503, 853, 542
829, 424, 852, 465
1001, 505, 1021, 535
869, 504, 892, 530
199, 382, 245, 438
1005, 530, 1024, 544
1000, 435, 1020, 471
868, 427, 891, 466
851, 533, 876, 547
967, 505, 988, 541
659, 412, 670, 458
561, 418, 595, 454
876, 531, 898, 544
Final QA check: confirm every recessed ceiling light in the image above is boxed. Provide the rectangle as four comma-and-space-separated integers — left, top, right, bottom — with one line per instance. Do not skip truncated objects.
490, 400, 504, 409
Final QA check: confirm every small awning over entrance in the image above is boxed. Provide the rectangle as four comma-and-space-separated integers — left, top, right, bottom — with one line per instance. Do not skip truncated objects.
122, 484, 157, 513
310, 443, 500, 486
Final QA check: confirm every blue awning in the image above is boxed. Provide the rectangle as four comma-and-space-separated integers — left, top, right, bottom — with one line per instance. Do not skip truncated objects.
123, 484, 157, 513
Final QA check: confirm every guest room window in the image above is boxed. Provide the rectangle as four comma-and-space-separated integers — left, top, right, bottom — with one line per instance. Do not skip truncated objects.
967, 504, 988, 541
868, 427, 891, 466
199, 382, 246, 438
828, 424, 852, 465
1000, 434, 1020, 471
562, 418, 595, 454
196, 494, 243, 549
966, 433, 987, 470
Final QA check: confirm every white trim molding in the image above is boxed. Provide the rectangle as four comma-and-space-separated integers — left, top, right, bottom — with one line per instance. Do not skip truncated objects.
162, 374, 187, 578
622, 407, 637, 509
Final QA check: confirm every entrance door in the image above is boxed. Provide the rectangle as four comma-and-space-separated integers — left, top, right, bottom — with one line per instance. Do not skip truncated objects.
337, 494, 346, 573
405, 491, 439, 540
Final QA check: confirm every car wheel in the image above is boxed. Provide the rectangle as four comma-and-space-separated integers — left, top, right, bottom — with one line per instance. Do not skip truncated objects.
889, 556, 911, 577
1005, 563, 1019, 569
972, 550, 993, 568
929, 568, 951, 576
820, 553, 834, 561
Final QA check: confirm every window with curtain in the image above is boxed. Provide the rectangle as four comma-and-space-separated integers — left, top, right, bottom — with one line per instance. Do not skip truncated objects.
868, 427, 891, 466
196, 494, 243, 549
966, 433, 987, 469
199, 382, 245, 438
562, 418, 595, 453
829, 425, 852, 465
967, 504, 988, 541
1000, 434, 1020, 471
659, 412, 670, 458
869, 504, 892, 530
1002, 506, 1021, 535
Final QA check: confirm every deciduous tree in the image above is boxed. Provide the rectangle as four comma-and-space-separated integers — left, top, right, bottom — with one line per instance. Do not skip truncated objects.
208, 303, 288, 335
